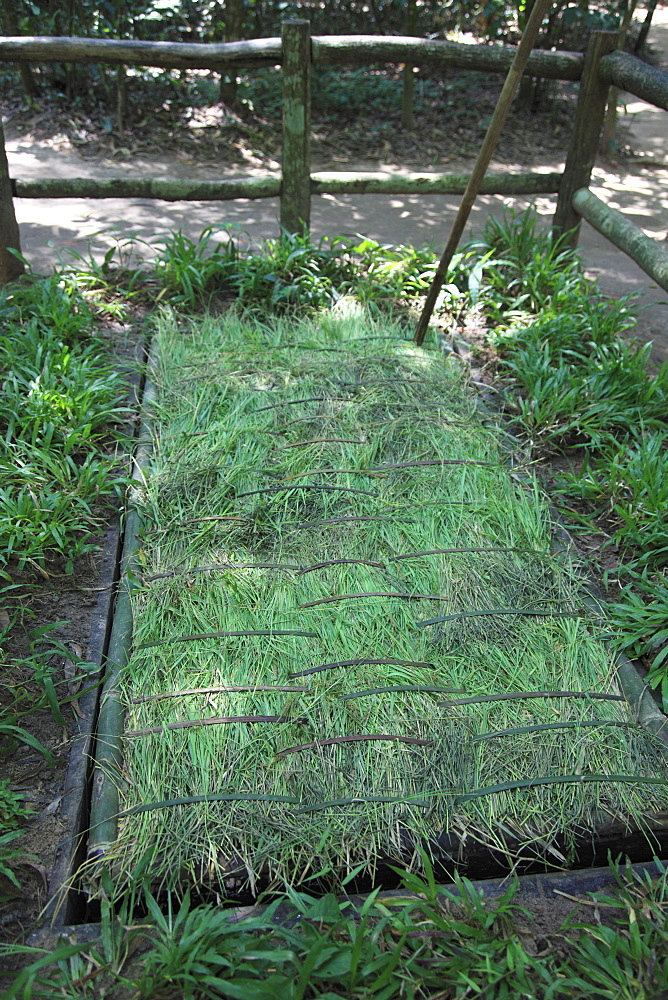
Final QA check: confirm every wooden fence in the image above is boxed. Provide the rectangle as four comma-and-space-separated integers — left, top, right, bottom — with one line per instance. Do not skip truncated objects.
1, 23, 668, 291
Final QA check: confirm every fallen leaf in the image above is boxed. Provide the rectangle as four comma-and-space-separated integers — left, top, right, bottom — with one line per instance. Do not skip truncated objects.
39, 797, 62, 821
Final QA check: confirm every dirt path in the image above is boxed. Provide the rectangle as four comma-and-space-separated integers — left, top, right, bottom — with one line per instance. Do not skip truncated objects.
5, 11, 668, 361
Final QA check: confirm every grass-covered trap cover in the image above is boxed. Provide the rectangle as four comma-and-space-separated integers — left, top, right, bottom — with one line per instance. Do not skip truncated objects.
105, 309, 668, 895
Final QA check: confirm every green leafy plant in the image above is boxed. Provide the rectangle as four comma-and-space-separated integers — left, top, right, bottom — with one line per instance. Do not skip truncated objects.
0, 276, 128, 574
476, 206, 668, 736
154, 226, 239, 307
564, 859, 668, 1000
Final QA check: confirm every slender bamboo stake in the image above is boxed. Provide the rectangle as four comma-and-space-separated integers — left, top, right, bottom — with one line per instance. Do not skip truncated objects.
414, 0, 553, 345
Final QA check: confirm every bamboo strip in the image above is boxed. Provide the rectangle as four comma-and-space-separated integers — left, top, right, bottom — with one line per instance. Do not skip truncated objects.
289, 658, 436, 678
441, 691, 624, 708
276, 734, 433, 756
137, 628, 318, 649
125, 714, 308, 738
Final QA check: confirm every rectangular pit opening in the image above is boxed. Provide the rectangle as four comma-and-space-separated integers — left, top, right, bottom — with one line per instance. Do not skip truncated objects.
68, 309, 668, 921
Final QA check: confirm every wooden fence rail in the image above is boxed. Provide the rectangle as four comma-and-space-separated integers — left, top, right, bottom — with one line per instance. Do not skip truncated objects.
598, 50, 668, 110
0, 34, 584, 79
573, 187, 668, 293
11, 171, 562, 201
0, 24, 667, 298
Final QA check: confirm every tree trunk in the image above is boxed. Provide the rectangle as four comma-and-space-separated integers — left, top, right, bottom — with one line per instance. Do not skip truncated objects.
1, 0, 39, 99
220, 0, 245, 107
635, 0, 659, 52
601, 0, 639, 155
0, 118, 24, 287
401, 0, 417, 130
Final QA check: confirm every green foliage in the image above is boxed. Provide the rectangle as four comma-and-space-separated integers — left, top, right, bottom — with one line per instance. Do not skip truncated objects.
0, 275, 127, 574
0, 780, 29, 830
156, 228, 353, 312
0, 273, 92, 344
477, 208, 593, 317
556, 433, 668, 569
155, 227, 240, 308
0, 764, 33, 897
352, 238, 492, 312
6, 860, 668, 998
498, 329, 668, 449
563, 860, 668, 999
477, 206, 668, 733
235, 232, 356, 312
8, 621, 99, 727
608, 571, 668, 709
154, 228, 488, 316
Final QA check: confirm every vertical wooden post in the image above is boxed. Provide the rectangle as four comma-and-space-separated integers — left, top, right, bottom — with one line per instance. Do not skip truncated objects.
552, 31, 618, 245
280, 19, 311, 235
0, 117, 24, 287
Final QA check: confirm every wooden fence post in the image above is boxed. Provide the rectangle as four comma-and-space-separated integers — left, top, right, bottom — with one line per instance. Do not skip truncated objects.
0, 116, 23, 287
552, 30, 618, 245
280, 19, 311, 235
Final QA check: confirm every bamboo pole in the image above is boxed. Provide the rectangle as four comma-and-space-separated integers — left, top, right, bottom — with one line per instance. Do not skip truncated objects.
87, 368, 156, 862
414, 0, 553, 346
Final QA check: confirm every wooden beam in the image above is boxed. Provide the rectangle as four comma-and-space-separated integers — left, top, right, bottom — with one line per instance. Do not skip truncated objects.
572, 186, 668, 292
311, 35, 583, 80
0, 116, 23, 287
598, 50, 668, 111
0, 35, 282, 71
12, 176, 281, 200
0, 34, 584, 81
311, 170, 562, 195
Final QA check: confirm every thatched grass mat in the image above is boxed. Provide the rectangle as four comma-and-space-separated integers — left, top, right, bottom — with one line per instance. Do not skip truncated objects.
106, 310, 668, 894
